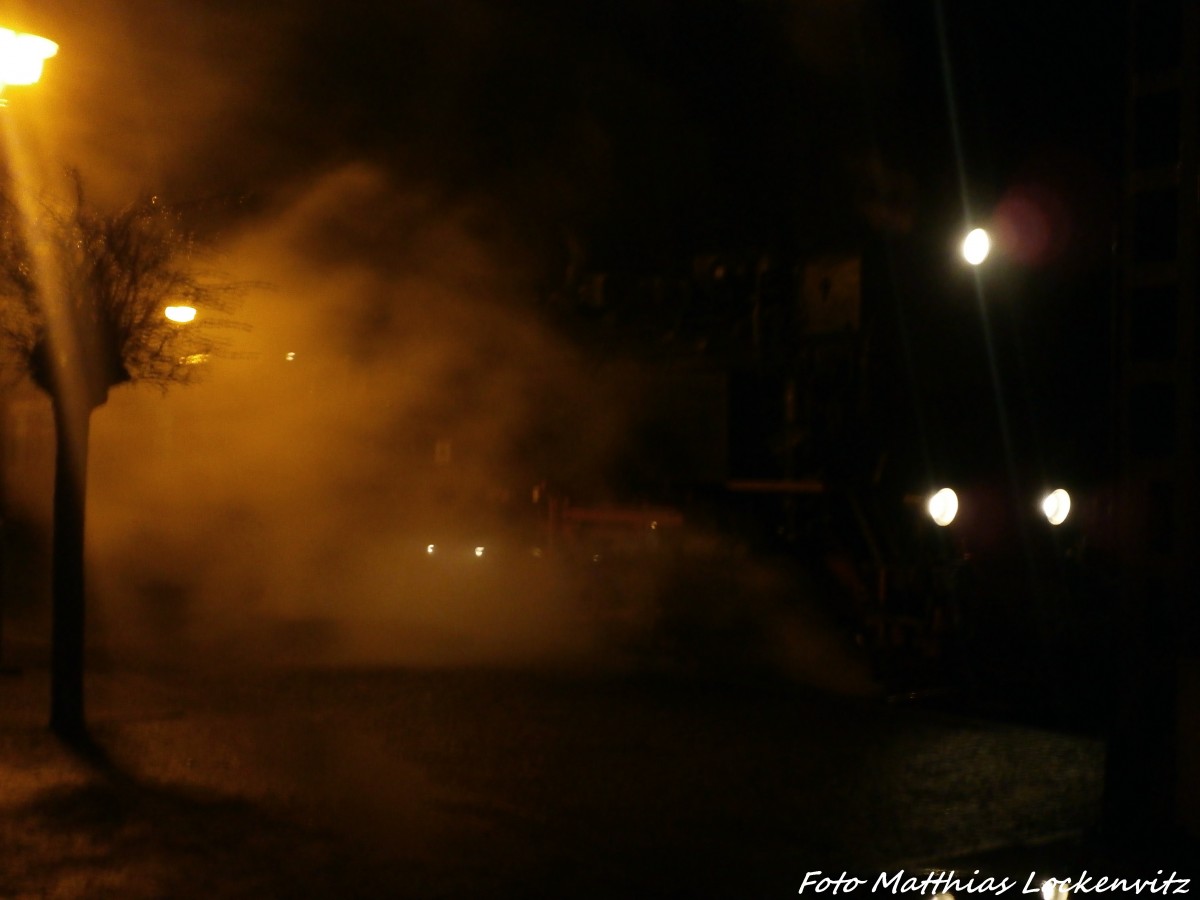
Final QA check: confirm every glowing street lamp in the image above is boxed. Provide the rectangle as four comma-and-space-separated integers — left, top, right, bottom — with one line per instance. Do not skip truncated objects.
164, 305, 197, 323
1041, 488, 1071, 526
0, 25, 56, 675
927, 487, 959, 527
0, 28, 58, 89
960, 227, 991, 266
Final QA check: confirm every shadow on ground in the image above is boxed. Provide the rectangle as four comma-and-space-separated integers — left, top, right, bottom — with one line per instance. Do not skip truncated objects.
1, 747, 419, 899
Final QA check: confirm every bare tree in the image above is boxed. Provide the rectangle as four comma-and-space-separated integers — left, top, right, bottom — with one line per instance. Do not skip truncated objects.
0, 171, 242, 742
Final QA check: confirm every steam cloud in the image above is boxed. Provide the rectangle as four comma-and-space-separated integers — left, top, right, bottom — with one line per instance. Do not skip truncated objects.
83, 163, 631, 668
1, 0, 875, 690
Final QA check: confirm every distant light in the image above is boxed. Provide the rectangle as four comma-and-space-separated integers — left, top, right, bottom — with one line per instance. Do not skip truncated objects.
426, 544, 436, 555
1041, 488, 1071, 526
165, 305, 197, 323
178, 352, 209, 365
961, 227, 991, 265
474, 546, 485, 558
285, 352, 296, 361
0, 29, 58, 87
1042, 881, 1071, 899
650, 520, 658, 530
927, 487, 959, 527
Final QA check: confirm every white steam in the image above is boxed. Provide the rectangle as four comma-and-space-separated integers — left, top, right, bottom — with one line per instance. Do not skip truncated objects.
85, 164, 627, 668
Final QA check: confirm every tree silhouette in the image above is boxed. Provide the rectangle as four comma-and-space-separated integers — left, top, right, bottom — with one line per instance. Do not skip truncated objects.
0, 171, 241, 742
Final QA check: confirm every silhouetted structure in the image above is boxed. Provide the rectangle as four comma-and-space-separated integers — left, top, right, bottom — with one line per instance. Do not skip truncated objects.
1107, 0, 1200, 849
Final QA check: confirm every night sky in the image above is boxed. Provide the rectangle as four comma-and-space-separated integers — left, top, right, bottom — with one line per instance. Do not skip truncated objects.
2, 0, 1130, 645
9, 0, 1127, 260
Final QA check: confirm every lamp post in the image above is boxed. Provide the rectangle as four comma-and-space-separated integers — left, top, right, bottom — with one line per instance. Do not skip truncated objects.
0, 26, 56, 676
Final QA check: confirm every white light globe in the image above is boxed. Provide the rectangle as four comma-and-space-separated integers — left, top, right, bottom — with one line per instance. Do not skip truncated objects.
1041, 488, 1071, 526
927, 488, 959, 527
961, 227, 991, 265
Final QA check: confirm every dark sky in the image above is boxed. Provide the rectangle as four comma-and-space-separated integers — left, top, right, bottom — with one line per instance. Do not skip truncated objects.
10, 0, 1126, 272
279, 0, 1126, 273
214, 0, 876, 267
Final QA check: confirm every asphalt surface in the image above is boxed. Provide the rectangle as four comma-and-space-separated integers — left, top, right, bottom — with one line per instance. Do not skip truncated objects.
0, 655, 1122, 899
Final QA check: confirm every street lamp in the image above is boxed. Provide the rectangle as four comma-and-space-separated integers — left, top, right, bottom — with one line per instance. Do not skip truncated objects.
0, 26, 56, 675
960, 227, 991, 266
927, 487, 959, 527
164, 305, 197, 323
1041, 488, 1071, 526
0, 28, 58, 92
0, 26, 55, 679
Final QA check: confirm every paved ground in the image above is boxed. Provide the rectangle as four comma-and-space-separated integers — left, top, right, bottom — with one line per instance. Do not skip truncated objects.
0, 653, 1122, 899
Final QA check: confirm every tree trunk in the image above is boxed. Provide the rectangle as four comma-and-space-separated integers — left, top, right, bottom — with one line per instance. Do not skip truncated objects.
49, 396, 90, 742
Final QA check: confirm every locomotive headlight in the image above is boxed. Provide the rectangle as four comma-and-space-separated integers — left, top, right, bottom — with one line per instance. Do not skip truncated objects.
927, 488, 959, 527
961, 227, 991, 265
1041, 488, 1071, 526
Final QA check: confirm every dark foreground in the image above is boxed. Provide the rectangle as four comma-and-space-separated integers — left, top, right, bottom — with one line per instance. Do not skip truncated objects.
0, 662, 1124, 898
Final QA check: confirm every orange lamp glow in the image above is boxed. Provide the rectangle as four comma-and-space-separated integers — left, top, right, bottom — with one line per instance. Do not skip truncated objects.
0, 28, 58, 87
165, 305, 197, 323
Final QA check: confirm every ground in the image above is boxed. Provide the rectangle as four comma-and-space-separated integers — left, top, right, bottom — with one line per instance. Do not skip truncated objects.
0, 649, 1125, 899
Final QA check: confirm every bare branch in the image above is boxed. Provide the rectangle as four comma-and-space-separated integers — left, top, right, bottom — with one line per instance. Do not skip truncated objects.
0, 171, 248, 397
